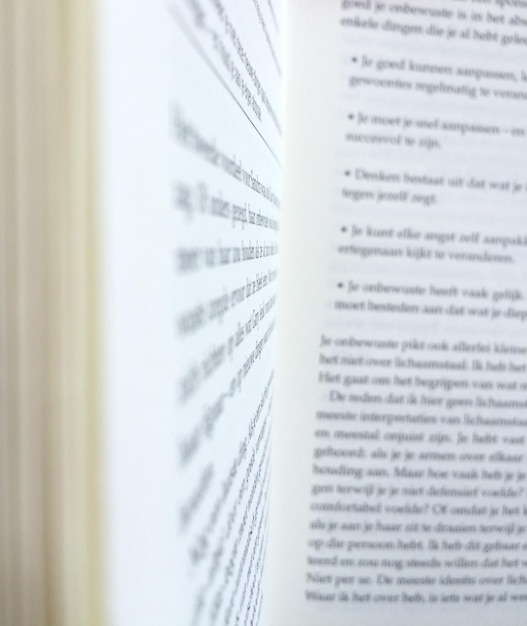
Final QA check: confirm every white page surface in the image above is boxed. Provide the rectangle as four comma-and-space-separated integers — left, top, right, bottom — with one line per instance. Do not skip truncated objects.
98, 1, 282, 624
269, 2, 527, 624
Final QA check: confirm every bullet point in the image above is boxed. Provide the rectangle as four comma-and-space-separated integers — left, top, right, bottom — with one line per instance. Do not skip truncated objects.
348, 114, 354, 119
345, 170, 350, 176
338, 282, 344, 288
352, 57, 358, 63
341, 226, 347, 233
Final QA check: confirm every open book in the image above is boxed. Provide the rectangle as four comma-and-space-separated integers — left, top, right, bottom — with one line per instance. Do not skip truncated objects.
3, 1, 527, 625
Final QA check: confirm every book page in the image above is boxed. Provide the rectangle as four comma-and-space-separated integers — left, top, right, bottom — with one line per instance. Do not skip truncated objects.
98, 1, 281, 624
269, 1, 527, 625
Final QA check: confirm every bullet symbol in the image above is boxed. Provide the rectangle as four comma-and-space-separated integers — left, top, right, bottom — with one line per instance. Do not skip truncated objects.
352, 57, 358, 63
338, 282, 344, 289
341, 226, 347, 233
345, 170, 350, 176
348, 114, 354, 119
